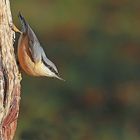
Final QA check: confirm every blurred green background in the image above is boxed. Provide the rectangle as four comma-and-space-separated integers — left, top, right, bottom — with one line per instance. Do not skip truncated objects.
11, 0, 140, 140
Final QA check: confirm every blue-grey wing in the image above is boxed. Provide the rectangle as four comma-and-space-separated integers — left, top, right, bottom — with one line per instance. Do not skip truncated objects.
28, 25, 42, 63
18, 13, 42, 63
29, 41, 42, 63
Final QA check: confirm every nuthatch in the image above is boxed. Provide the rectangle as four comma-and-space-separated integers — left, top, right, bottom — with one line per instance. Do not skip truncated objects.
16, 13, 64, 80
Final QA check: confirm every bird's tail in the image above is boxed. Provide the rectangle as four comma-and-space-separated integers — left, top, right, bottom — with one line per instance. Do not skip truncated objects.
18, 12, 28, 33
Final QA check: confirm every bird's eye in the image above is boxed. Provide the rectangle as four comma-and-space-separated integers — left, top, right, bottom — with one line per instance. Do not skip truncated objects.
48, 66, 58, 75
49, 66, 53, 70
48, 66, 54, 72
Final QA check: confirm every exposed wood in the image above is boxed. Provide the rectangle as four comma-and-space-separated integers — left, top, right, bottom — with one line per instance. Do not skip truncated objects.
0, 0, 21, 140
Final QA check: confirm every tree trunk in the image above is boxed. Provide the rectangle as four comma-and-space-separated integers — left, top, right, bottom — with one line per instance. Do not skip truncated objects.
0, 0, 21, 140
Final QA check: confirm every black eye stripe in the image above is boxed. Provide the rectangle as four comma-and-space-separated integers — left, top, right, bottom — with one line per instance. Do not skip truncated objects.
48, 66, 58, 75
42, 58, 58, 75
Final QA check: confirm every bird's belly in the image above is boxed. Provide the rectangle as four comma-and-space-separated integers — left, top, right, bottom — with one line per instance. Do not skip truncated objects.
18, 34, 52, 77
18, 44, 49, 77
18, 44, 37, 76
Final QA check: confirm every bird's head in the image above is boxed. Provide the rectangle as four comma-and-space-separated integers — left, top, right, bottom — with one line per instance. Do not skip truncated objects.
41, 56, 65, 81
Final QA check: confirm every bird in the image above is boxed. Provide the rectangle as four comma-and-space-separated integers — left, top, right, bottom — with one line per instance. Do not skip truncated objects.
15, 13, 64, 81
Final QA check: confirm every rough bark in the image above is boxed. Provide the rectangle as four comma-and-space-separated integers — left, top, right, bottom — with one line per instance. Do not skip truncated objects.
0, 0, 21, 140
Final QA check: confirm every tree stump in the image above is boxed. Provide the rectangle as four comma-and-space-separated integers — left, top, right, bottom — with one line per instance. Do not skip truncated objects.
0, 0, 21, 140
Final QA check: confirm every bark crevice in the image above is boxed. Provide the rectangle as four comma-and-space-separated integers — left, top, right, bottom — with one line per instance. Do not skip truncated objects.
0, 0, 21, 140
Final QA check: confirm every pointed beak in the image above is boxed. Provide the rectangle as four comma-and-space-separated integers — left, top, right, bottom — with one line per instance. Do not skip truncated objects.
55, 74, 65, 81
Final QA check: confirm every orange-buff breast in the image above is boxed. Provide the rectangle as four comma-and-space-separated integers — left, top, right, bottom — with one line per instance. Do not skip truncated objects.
18, 34, 38, 76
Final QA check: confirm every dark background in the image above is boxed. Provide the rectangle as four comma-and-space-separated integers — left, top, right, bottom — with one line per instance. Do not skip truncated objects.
11, 0, 140, 140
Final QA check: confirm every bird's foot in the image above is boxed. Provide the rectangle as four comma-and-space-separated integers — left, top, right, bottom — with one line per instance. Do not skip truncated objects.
18, 73, 22, 81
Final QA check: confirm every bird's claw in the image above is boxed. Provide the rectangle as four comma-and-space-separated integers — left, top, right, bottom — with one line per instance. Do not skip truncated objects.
18, 73, 22, 81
